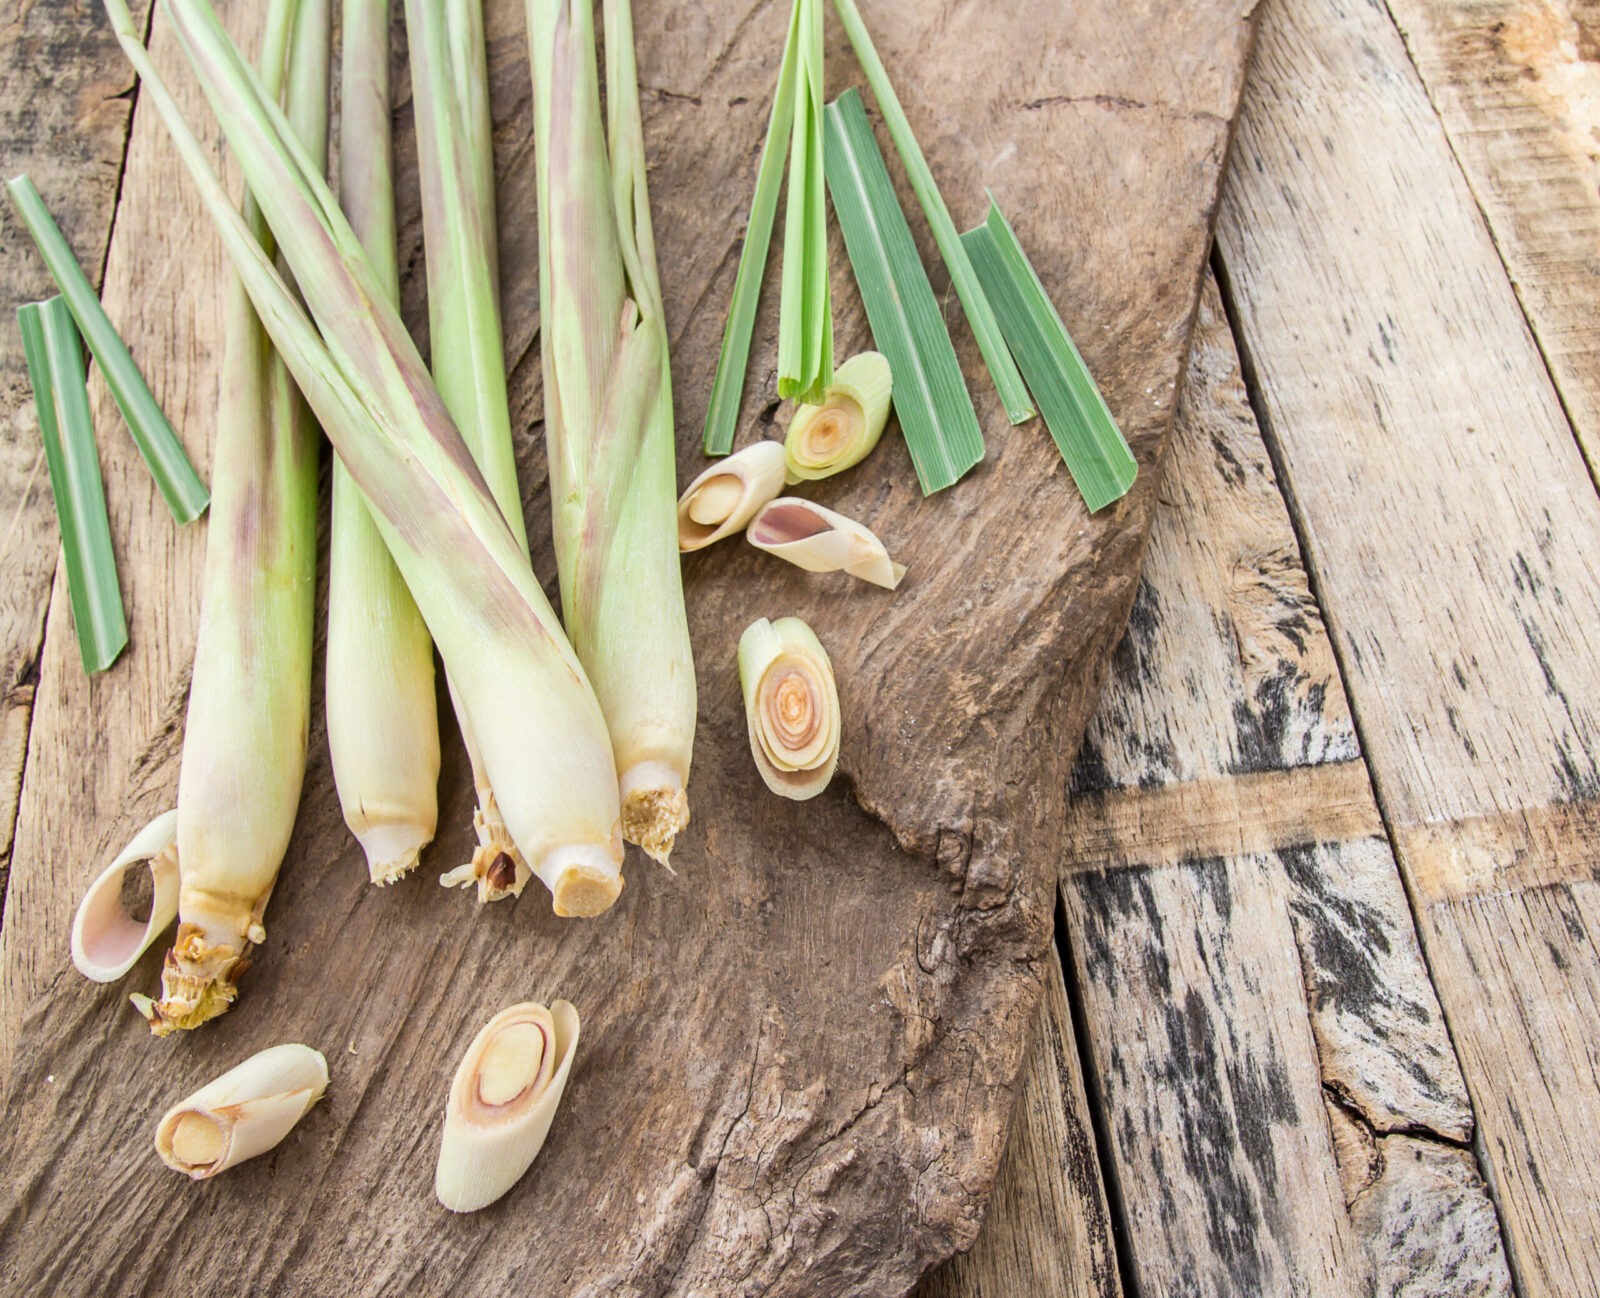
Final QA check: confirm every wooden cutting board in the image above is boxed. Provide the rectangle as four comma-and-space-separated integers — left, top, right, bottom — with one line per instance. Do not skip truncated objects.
0, 0, 1257, 1291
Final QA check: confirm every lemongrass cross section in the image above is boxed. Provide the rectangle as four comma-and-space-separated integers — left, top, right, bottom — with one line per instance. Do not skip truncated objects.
678, 440, 788, 551
783, 350, 892, 483
436, 1000, 580, 1212
739, 616, 840, 800
155, 1043, 328, 1179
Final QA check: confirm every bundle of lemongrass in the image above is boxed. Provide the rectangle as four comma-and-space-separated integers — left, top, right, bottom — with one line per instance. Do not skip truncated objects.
74, 0, 725, 1036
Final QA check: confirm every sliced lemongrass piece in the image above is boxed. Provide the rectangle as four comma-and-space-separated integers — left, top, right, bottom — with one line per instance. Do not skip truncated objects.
328, 0, 441, 886
102, 0, 624, 918
70, 809, 179, 982
961, 198, 1137, 513
776, 0, 831, 404
18, 296, 128, 674
701, 0, 801, 455
823, 89, 983, 495
830, 0, 1033, 425
783, 350, 892, 483
155, 1043, 328, 1179
436, 1000, 580, 1212
677, 440, 787, 551
747, 497, 906, 590
738, 617, 840, 800
6, 175, 209, 523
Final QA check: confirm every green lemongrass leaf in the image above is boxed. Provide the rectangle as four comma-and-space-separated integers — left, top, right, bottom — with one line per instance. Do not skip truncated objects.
406, 0, 524, 546
776, 0, 831, 404
106, 0, 625, 912
6, 175, 210, 523
701, 0, 801, 455
328, 0, 441, 884
830, 0, 1033, 427
823, 88, 982, 494
961, 198, 1136, 512
17, 297, 128, 674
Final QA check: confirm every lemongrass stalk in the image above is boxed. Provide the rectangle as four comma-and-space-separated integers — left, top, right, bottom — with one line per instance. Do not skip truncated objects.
155, 1043, 328, 1178
527, 0, 696, 864
327, 0, 441, 884
405, 0, 535, 900
129, 0, 324, 1036
103, 0, 624, 918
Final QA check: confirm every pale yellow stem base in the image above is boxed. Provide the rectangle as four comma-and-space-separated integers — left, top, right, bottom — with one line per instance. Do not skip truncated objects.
619, 759, 688, 867
130, 922, 250, 1036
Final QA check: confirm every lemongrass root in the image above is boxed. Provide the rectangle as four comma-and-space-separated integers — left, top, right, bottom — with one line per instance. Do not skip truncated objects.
436, 1000, 580, 1212
71, 810, 179, 982
677, 440, 787, 551
746, 497, 906, 589
783, 350, 891, 482
155, 1043, 328, 1179
738, 616, 841, 800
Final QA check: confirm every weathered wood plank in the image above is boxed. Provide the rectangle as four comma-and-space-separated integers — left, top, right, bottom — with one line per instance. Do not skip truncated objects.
1053, 276, 1499, 1297
0, 0, 155, 918
0, 0, 1259, 1292
918, 943, 1121, 1298
1215, 0, 1600, 1290
1384, 0, 1600, 479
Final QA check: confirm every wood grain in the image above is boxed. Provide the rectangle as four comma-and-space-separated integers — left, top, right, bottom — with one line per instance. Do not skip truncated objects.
1385, 0, 1600, 479
1052, 279, 1502, 1296
918, 943, 1122, 1298
0, 0, 157, 917
1215, 0, 1600, 1290
0, 0, 1259, 1292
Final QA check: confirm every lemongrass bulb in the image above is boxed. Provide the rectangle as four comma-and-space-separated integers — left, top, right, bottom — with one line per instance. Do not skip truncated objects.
155, 1043, 328, 1180
783, 351, 892, 482
738, 617, 841, 800
71, 810, 179, 982
746, 498, 907, 590
436, 1000, 580, 1212
677, 440, 788, 551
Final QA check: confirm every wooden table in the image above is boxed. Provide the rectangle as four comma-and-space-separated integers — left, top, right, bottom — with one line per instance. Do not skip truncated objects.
4, 0, 1598, 1292
921, 0, 1600, 1293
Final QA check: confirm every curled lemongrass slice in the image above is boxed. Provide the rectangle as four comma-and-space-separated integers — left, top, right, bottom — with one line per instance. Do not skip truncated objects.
747, 498, 907, 590
436, 1000, 580, 1213
155, 1043, 328, 1180
677, 440, 788, 551
783, 350, 892, 483
71, 810, 179, 982
738, 617, 840, 800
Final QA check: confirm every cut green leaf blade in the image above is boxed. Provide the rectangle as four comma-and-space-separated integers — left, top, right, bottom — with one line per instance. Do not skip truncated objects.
701, 0, 802, 455
776, 0, 831, 404
7, 174, 209, 523
961, 197, 1136, 512
18, 296, 128, 674
831, 0, 1033, 427
823, 88, 982, 495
